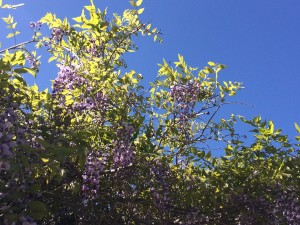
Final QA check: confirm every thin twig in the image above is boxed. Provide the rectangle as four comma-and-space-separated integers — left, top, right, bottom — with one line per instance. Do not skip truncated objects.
198, 105, 221, 140
0, 39, 36, 53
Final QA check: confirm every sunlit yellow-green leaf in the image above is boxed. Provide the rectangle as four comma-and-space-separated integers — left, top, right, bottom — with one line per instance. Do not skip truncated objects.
41, 158, 49, 163
137, 8, 144, 14
16, 67, 36, 77
208, 61, 216, 67
136, 0, 143, 7
6, 32, 15, 38
295, 123, 300, 133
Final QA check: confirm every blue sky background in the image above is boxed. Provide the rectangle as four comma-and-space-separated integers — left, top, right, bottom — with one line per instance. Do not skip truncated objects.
1, 0, 299, 139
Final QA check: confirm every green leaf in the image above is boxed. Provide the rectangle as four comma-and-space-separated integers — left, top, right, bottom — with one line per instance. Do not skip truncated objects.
6, 33, 15, 38
11, 22, 17, 29
65, 95, 74, 106
0, 59, 11, 71
29, 201, 48, 220
137, 8, 144, 14
2, 14, 13, 24
136, 0, 143, 7
14, 67, 36, 77
41, 158, 49, 163
129, 1, 136, 7
208, 61, 216, 67
269, 121, 274, 134
6, 31, 20, 38
295, 123, 300, 133
73, 15, 83, 23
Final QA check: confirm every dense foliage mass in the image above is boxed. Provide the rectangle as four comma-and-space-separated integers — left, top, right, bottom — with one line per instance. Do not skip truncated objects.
0, 1, 299, 224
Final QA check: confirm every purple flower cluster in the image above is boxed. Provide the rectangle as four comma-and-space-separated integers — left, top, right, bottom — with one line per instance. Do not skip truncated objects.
25, 54, 40, 70
29, 21, 42, 30
86, 38, 103, 58
73, 92, 108, 112
0, 108, 15, 171
53, 64, 86, 94
227, 187, 300, 224
51, 27, 65, 42
0, 92, 38, 225
2, 215, 36, 225
229, 192, 275, 224
113, 124, 135, 168
149, 161, 171, 211
183, 212, 209, 225
0, 94, 27, 172
81, 124, 135, 203
19, 216, 37, 225
274, 188, 300, 224
82, 150, 108, 202
53, 64, 109, 113
170, 80, 201, 123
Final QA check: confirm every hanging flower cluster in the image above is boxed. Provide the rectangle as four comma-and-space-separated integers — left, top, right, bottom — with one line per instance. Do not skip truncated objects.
82, 149, 108, 202
113, 124, 135, 168
86, 38, 103, 58
53, 64, 87, 95
170, 80, 201, 123
0, 92, 28, 172
149, 161, 172, 211
51, 27, 65, 42
53, 64, 109, 113
0, 90, 40, 225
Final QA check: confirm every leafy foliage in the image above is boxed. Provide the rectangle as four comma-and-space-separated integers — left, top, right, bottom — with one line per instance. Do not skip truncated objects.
0, 0, 299, 224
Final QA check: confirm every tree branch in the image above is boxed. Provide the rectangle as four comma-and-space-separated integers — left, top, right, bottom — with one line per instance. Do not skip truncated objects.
0, 39, 36, 53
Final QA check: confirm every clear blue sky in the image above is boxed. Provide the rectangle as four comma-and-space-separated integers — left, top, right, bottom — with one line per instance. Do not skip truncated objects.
1, 0, 300, 138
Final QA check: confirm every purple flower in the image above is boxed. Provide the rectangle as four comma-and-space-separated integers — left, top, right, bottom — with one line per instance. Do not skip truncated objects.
26, 54, 40, 70
170, 80, 201, 124
51, 27, 65, 42
113, 124, 135, 167
0, 161, 10, 172
81, 149, 108, 201
29, 21, 42, 30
